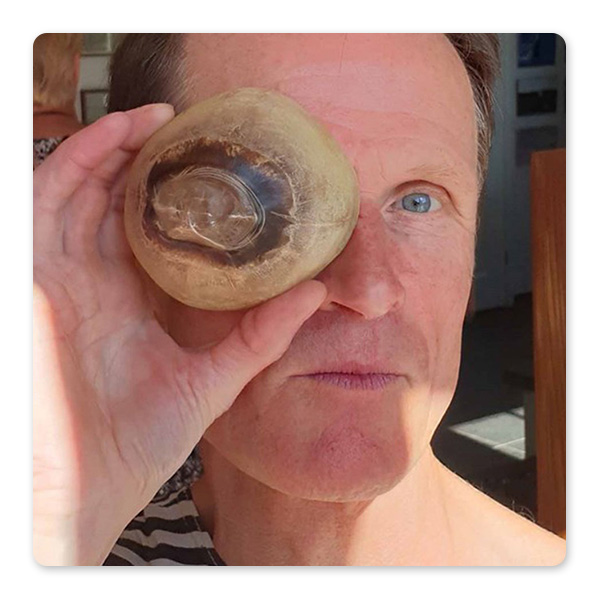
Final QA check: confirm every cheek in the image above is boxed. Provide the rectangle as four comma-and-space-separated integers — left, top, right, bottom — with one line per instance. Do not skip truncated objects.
392, 223, 474, 369
398, 222, 474, 318
424, 242, 473, 318
391, 226, 473, 436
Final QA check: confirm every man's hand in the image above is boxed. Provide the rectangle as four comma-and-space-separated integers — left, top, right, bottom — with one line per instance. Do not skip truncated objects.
33, 106, 326, 565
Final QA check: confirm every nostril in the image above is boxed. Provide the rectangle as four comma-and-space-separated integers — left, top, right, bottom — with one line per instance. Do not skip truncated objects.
315, 263, 404, 320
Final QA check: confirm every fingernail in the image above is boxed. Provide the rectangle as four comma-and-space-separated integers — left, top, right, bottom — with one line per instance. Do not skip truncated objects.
147, 103, 175, 121
128, 103, 175, 121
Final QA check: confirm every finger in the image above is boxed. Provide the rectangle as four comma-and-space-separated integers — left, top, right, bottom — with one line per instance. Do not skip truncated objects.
121, 103, 176, 152
34, 104, 174, 212
33, 112, 132, 215
97, 198, 131, 260
33, 112, 132, 256
108, 156, 134, 214
91, 105, 176, 259
59, 105, 175, 260
62, 182, 113, 260
98, 104, 175, 259
93, 104, 175, 189
192, 280, 328, 426
63, 153, 132, 260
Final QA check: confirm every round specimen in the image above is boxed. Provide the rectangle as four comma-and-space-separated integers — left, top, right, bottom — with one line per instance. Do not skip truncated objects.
124, 88, 360, 310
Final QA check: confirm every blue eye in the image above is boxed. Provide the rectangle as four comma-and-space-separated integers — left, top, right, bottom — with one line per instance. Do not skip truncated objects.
400, 192, 432, 213
388, 189, 444, 215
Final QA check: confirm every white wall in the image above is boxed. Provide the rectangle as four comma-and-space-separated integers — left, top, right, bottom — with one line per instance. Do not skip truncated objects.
75, 52, 111, 121
474, 34, 566, 311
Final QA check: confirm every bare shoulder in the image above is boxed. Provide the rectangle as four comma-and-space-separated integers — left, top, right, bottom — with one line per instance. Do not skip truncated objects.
439, 463, 566, 566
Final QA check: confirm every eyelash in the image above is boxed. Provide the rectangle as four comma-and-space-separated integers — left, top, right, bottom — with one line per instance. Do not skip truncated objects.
390, 192, 441, 214
386, 184, 446, 215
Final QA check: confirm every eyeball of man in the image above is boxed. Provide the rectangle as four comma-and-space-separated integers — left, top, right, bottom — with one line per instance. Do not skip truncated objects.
124, 88, 360, 311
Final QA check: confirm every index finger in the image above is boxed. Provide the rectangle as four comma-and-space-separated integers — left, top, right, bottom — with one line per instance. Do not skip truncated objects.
33, 111, 132, 214
33, 104, 174, 214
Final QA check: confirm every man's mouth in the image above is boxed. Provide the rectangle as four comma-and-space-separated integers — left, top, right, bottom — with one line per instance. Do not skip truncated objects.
295, 372, 402, 390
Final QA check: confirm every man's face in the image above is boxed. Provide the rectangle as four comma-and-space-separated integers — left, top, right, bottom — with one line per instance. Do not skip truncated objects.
160, 34, 479, 501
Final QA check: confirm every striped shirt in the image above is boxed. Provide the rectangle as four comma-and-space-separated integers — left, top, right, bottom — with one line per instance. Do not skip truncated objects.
104, 487, 226, 566
33, 136, 67, 169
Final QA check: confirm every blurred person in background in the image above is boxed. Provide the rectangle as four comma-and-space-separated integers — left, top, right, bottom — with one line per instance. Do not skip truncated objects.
33, 33, 84, 169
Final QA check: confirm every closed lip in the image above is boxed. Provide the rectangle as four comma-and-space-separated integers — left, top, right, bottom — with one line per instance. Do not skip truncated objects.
292, 361, 402, 377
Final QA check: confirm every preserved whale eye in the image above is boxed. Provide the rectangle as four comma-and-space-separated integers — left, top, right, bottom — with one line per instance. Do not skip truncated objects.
125, 88, 360, 310
150, 166, 265, 251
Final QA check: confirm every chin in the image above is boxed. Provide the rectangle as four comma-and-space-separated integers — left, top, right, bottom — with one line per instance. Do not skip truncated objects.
207, 424, 413, 503
293, 423, 412, 502
202, 372, 430, 503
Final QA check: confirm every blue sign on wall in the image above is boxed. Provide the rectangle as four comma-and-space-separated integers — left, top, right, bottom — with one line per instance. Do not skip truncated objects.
518, 34, 557, 67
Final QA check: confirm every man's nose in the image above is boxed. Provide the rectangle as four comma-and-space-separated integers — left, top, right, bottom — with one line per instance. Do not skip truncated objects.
315, 212, 405, 320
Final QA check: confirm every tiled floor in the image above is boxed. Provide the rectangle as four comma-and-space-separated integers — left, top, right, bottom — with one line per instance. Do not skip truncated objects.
431, 293, 538, 521
449, 407, 526, 460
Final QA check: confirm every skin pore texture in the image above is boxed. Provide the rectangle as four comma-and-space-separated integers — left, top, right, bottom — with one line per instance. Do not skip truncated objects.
151, 34, 565, 566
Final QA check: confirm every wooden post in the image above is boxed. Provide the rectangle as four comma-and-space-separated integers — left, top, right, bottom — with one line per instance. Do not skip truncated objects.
530, 148, 566, 538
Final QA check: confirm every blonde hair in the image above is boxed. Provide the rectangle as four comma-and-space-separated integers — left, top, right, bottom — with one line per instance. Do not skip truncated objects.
33, 33, 83, 109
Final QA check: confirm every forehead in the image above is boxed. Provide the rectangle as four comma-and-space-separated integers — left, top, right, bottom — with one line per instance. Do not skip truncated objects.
183, 34, 477, 186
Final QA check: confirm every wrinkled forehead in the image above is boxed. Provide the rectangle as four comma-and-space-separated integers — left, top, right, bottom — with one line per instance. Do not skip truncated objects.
182, 33, 477, 172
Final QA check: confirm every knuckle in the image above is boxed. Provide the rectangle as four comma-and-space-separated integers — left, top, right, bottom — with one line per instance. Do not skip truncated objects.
237, 310, 268, 359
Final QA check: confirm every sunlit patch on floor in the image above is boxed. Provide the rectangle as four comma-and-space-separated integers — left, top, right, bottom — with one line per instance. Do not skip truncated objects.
448, 408, 526, 460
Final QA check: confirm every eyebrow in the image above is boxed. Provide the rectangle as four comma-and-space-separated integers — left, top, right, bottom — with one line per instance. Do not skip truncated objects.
401, 162, 466, 188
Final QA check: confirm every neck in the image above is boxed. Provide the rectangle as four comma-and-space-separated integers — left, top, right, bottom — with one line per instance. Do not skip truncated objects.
33, 103, 72, 116
192, 441, 457, 566
33, 104, 82, 138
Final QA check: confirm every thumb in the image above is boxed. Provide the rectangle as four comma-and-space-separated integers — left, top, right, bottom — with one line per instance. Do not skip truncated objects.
193, 280, 327, 424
